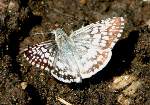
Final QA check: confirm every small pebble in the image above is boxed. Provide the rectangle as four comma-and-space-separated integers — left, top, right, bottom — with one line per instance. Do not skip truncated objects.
21, 82, 27, 90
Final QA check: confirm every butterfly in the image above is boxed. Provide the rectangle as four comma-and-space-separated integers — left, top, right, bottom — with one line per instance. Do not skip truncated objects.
24, 17, 125, 83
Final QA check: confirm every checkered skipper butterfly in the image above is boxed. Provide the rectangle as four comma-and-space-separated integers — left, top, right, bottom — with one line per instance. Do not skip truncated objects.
24, 17, 125, 83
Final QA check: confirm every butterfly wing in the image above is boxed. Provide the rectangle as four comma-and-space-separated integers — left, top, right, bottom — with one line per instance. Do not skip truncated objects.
51, 51, 82, 83
24, 41, 82, 83
70, 17, 125, 78
24, 41, 57, 71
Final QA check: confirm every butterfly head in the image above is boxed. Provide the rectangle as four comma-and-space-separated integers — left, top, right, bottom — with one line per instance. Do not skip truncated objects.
51, 28, 68, 47
51, 28, 66, 39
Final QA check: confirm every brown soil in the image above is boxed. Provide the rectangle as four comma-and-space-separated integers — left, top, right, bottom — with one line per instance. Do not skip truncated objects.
0, 0, 150, 105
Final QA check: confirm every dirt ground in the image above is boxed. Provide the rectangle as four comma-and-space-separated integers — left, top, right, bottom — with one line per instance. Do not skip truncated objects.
0, 0, 150, 105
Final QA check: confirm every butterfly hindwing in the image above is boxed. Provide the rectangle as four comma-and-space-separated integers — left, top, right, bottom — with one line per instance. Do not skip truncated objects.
80, 49, 112, 78
51, 51, 82, 83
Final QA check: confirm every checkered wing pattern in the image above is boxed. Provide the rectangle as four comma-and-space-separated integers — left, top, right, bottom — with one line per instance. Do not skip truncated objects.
24, 42, 57, 71
70, 17, 125, 78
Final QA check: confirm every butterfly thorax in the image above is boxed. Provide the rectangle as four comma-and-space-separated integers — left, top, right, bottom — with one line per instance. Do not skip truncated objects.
52, 28, 74, 51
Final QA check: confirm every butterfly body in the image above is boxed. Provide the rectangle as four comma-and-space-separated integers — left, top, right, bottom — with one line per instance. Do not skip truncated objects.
24, 17, 125, 83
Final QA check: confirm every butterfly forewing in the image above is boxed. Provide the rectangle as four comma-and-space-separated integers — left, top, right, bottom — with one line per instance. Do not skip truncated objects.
71, 17, 125, 49
24, 42, 57, 71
